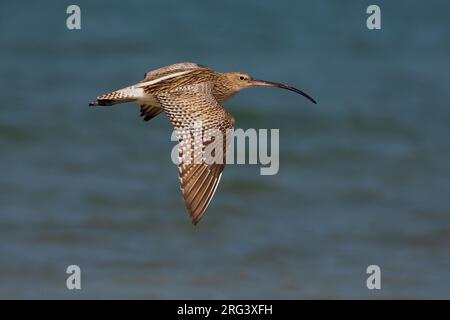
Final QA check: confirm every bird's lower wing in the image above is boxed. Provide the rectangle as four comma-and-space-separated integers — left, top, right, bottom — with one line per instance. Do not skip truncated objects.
156, 87, 235, 224
140, 104, 164, 121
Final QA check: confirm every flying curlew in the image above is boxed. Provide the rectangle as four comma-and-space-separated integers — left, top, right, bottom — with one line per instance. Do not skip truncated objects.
89, 62, 316, 224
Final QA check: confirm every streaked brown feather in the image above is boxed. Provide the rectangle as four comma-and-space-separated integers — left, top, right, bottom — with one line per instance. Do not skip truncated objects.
143, 69, 218, 96
141, 62, 207, 82
140, 104, 163, 121
156, 83, 235, 224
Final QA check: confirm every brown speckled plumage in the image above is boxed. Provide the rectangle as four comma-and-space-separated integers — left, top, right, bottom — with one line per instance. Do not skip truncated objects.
89, 62, 316, 224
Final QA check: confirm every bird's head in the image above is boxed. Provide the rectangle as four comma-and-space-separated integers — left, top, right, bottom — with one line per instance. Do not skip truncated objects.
224, 72, 317, 104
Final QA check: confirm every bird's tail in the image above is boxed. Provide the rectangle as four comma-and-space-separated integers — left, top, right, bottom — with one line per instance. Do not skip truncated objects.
89, 85, 144, 107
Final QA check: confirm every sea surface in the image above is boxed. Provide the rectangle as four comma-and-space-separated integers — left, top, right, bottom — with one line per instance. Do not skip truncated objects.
0, 0, 449, 299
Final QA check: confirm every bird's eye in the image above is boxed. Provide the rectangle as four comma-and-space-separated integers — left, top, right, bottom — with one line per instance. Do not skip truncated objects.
239, 76, 245, 80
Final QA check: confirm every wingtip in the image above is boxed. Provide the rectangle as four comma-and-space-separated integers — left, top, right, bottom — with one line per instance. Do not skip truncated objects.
89, 101, 98, 107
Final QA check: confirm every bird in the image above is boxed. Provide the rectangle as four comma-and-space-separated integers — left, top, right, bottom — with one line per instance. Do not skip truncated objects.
89, 62, 316, 225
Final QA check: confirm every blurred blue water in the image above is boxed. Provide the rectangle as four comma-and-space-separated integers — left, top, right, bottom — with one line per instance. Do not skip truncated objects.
0, 0, 449, 299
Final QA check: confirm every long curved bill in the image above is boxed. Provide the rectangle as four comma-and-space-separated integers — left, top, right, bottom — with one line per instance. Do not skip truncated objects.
251, 80, 317, 104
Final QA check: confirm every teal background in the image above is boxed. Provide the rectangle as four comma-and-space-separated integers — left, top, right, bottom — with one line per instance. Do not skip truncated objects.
0, 0, 449, 298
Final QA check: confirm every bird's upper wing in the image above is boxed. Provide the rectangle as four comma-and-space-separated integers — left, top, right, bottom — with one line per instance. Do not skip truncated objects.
139, 63, 208, 122
141, 62, 206, 82
156, 83, 235, 224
